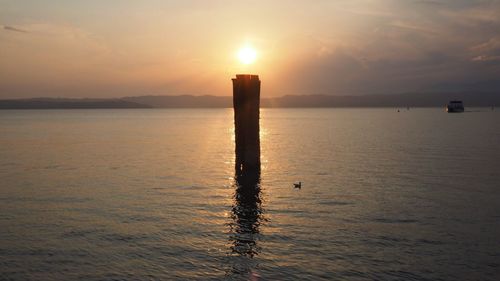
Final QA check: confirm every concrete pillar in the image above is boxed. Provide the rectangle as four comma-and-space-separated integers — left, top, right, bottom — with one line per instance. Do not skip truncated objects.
232, 74, 261, 174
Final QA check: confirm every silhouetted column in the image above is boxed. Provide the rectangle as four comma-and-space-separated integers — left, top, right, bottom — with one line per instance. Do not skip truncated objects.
232, 74, 261, 174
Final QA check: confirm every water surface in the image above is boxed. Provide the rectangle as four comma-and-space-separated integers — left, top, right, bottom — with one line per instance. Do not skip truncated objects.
0, 108, 499, 280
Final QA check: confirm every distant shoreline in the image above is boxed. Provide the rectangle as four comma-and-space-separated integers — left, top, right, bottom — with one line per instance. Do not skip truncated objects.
0, 92, 498, 109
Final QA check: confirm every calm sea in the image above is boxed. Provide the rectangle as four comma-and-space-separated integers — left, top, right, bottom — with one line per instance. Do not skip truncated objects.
0, 108, 499, 280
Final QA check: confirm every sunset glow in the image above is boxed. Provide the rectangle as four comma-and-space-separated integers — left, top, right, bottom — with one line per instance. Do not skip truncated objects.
0, 1, 499, 99
237, 47, 257, 65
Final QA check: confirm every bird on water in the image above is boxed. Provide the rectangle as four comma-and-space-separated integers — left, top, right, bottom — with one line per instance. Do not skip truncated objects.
294, 182, 302, 189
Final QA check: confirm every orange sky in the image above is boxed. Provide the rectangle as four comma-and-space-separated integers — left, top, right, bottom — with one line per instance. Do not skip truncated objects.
1, 0, 499, 98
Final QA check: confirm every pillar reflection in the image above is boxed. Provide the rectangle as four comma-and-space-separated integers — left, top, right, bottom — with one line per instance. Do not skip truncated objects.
226, 154, 263, 278
230, 166, 262, 258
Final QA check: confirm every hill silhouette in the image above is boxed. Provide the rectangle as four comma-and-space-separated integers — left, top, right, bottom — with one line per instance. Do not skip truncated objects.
0, 92, 498, 109
124, 92, 499, 108
0, 98, 150, 109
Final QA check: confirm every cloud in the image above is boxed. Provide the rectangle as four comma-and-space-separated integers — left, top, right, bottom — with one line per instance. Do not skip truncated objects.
271, 40, 498, 96
472, 55, 500, 62
3, 25, 28, 33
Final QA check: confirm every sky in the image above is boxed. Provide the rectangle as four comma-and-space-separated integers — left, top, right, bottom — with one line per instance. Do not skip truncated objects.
1, 0, 500, 99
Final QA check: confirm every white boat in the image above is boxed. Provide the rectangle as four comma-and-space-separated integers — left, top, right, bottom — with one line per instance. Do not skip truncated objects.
446, 100, 464, 113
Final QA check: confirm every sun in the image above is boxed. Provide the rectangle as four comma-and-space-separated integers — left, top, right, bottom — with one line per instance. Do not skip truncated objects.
237, 46, 257, 65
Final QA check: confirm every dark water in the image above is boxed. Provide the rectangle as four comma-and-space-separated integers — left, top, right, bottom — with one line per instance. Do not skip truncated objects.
0, 108, 499, 280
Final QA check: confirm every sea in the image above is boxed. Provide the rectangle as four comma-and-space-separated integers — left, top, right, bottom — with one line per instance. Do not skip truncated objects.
0, 108, 499, 280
